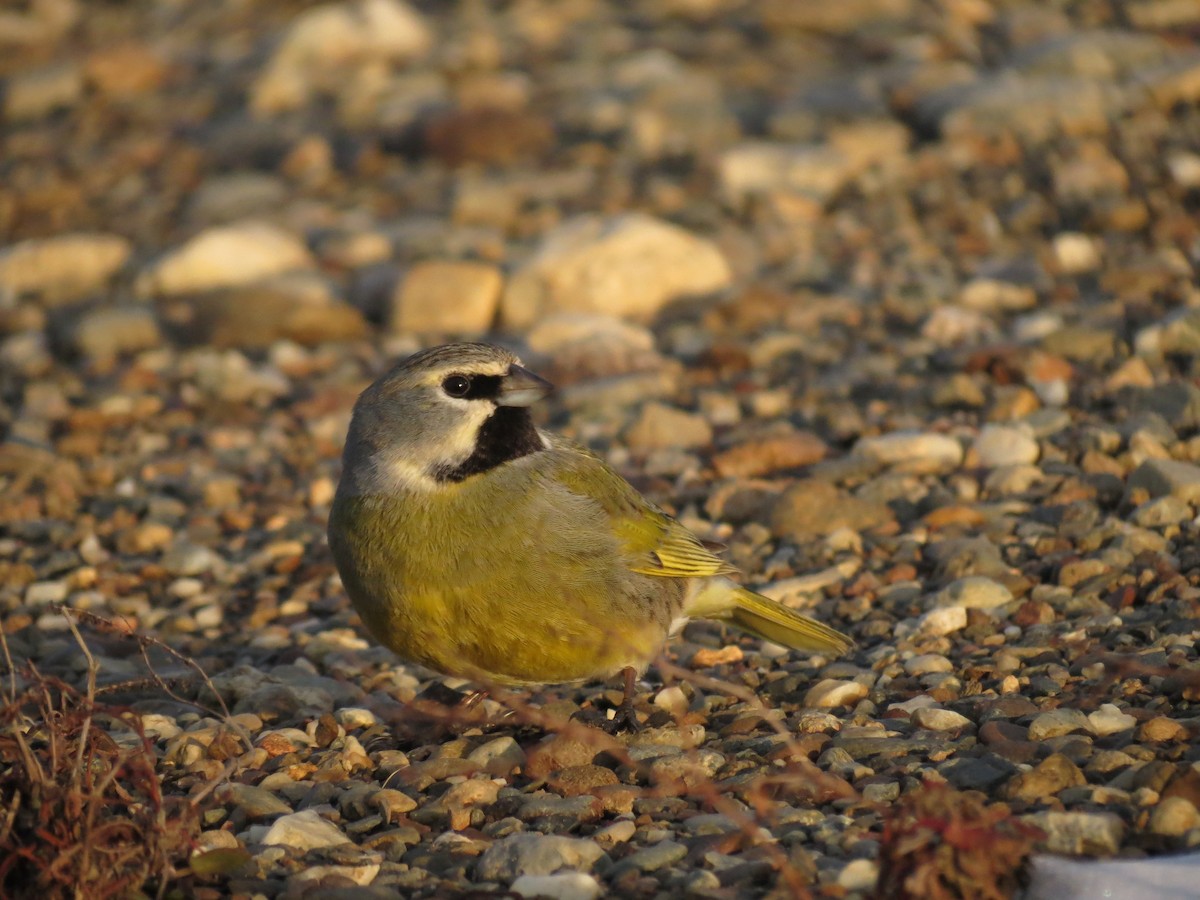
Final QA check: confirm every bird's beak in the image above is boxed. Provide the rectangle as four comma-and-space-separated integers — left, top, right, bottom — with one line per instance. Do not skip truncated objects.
497, 364, 553, 407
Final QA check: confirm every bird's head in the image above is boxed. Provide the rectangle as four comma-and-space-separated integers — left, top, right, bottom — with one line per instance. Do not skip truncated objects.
342, 342, 554, 492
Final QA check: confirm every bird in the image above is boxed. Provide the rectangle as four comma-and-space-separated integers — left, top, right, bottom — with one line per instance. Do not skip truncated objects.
327, 342, 852, 729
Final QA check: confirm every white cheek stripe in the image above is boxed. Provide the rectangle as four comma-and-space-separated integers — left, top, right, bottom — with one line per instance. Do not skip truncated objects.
376, 457, 440, 493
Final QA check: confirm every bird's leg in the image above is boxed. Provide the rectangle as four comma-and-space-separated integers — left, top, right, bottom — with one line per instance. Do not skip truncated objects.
604, 666, 641, 734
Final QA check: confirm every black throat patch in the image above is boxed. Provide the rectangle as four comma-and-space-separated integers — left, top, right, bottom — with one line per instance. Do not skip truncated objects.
433, 406, 546, 483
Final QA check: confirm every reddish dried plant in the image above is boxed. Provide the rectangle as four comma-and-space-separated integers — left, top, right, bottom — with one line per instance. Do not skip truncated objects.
0, 623, 200, 899
875, 780, 1043, 900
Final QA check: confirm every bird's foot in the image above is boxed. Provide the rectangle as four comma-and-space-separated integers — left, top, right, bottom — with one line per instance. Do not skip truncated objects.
602, 665, 644, 733
601, 698, 642, 734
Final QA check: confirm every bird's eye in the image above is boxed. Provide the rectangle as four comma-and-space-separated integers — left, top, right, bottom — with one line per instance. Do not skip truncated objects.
442, 375, 472, 398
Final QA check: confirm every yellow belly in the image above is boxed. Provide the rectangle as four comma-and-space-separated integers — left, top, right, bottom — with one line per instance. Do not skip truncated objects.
369, 585, 668, 684
328, 489, 678, 685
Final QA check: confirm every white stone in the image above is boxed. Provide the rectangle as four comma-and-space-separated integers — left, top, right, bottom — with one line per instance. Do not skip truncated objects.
916, 605, 968, 636
957, 278, 1037, 311
1028, 708, 1094, 741
932, 576, 1013, 610
334, 707, 380, 729
984, 463, 1044, 496
1087, 704, 1137, 737
511, 873, 603, 900
0, 232, 130, 303
252, 0, 433, 114
140, 714, 183, 740
1167, 151, 1200, 188
261, 809, 351, 849
803, 679, 869, 708
24, 580, 69, 605
653, 686, 689, 716
852, 431, 964, 474
289, 860, 381, 887
593, 819, 636, 846
921, 305, 998, 346
974, 424, 1040, 467
911, 707, 972, 731
1052, 232, 1101, 274
718, 141, 856, 206
836, 858, 879, 892
502, 213, 731, 329
903, 654, 954, 675
139, 221, 314, 296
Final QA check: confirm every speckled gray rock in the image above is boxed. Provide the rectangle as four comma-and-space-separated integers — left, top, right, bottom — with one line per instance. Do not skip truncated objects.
1026, 811, 1125, 855
476, 834, 606, 882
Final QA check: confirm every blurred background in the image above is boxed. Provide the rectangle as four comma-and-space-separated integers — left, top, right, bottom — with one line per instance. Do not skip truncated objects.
5, 3, 1200, 896
6, 0, 1200, 646
3, 0, 1199, 371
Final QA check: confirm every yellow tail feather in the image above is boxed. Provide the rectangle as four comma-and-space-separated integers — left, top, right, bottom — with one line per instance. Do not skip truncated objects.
689, 579, 853, 655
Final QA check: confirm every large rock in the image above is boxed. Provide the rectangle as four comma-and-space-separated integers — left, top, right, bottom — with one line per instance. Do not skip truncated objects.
0, 233, 131, 304
138, 221, 314, 296
502, 213, 732, 328
251, 0, 433, 114
262, 809, 351, 850
389, 260, 502, 335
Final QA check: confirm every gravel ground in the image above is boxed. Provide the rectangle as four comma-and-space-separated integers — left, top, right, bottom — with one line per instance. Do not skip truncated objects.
3, 0, 1200, 897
